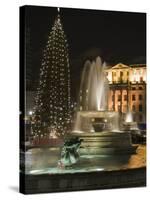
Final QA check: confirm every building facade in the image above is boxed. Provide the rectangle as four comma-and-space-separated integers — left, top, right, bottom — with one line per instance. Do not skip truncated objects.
105, 63, 146, 124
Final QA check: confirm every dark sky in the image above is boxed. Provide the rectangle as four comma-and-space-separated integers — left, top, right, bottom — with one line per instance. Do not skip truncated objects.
25, 5, 146, 95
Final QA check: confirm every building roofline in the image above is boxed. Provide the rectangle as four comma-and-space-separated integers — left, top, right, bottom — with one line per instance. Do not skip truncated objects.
106, 63, 146, 70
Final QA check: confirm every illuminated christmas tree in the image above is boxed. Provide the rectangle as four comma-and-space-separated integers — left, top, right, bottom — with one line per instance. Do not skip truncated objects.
32, 9, 71, 139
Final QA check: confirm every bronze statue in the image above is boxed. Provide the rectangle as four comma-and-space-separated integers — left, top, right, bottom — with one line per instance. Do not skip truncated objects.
59, 137, 83, 167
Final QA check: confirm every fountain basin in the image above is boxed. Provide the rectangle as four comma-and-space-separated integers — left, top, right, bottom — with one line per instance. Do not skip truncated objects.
74, 111, 119, 133
122, 122, 138, 130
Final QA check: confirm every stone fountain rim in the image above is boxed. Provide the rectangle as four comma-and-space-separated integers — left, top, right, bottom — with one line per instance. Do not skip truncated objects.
71, 130, 129, 136
76, 110, 119, 118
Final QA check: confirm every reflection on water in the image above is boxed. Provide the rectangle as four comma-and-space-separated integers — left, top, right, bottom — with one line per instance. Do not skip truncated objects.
124, 145, 146, 169
25, 145, 146, 175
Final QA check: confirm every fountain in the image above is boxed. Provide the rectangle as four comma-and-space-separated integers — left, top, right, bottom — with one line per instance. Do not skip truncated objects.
71, 57, 137, 155
122, 111, 140, 133
25, 56, 144, 179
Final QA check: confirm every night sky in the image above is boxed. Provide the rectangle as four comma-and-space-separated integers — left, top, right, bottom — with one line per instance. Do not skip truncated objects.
25, 5, 146, 97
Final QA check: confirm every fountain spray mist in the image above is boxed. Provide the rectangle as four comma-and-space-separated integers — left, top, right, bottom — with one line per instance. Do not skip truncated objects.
78, 56, 109, 111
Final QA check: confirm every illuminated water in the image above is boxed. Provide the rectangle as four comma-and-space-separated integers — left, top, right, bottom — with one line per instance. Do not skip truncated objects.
78, 57, 108, 111
73, 57, 119, 132
25, 145, 146, 175
125, 111, 133, 123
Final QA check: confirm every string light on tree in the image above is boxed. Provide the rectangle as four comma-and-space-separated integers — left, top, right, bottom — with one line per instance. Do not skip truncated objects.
32, 9, 71, 139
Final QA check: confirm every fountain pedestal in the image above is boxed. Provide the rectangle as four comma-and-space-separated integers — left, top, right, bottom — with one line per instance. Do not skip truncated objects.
71, 131, 137, 155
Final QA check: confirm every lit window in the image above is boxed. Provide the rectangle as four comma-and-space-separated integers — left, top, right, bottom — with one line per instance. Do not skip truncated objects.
118, 95, 121, 101
124, 95, 127, 101
132, 95, 136, 101
140, 77, 143, 82
113, 72, 116, 76
139, 94, 142, 100
139, 86, 143, 90
120, 71, 123, 76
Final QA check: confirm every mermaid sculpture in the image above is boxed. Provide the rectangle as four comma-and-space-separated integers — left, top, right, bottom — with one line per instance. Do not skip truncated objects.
58, 137, 83, 167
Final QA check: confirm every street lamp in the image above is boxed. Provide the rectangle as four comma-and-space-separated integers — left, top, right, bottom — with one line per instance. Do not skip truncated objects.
28, 110, 33, 116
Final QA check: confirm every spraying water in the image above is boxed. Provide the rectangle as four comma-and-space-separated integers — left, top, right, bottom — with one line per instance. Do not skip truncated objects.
125, 111, 133, 123
73, 56, 119, 132
78, 57, 109, 111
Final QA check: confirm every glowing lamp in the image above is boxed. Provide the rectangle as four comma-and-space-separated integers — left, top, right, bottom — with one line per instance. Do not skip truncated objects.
28, 111, 33, 116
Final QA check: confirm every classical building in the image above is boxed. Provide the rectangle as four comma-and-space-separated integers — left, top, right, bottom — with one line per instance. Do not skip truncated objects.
105, 63, 146, 124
